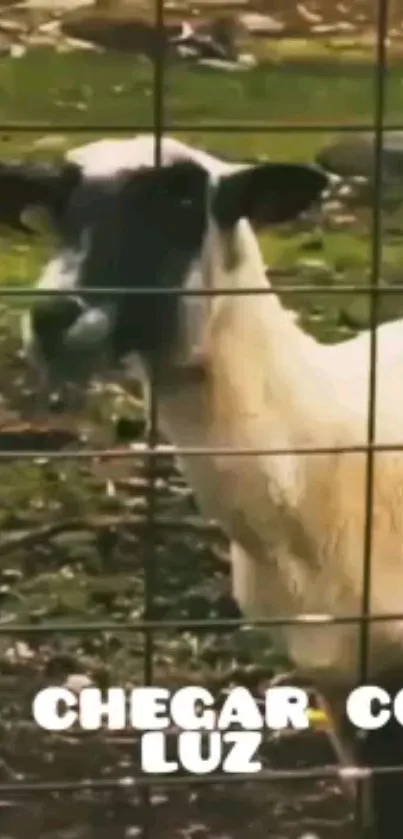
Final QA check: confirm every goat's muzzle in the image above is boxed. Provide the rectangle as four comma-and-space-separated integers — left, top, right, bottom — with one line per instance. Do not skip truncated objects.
21, 295, 115, 415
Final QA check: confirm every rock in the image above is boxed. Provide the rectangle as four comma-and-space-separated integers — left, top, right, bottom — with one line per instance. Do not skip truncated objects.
311, 23, 340, 33
338, 183, 355, 199
56, 35, 102, 52
10, 43, 26, 58
25, 0, 90, 8
323, 199, 345, 214
296, 4, 322, 24
64, 673, 93, 695
190, 0, 248, 7
0, 19, 25, 35
326, 213, 357, 230
316, 132, 403, 181
37, 20, 61, 35
238, 52, 256, 67
32, 134, 68, 151
334, 21, 357, 31
198, 56, 254, 70
239, 13, 284, 36
23, 33, 57, 48
172, 15, 245, 65
61, 15, 167, 55
328, 37, 357, 49
5, 641, 34, 663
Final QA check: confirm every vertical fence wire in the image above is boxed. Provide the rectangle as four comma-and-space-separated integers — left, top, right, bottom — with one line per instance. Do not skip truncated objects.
359, 0, 389, 688
356, 0, 389, 831
144, 0, 165, 689
142, 0, 165, 834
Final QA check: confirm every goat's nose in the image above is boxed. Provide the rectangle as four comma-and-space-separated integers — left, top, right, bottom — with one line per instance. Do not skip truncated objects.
29, 295, 85, 365
23, 295, 114, 410
21, 296, 85, 416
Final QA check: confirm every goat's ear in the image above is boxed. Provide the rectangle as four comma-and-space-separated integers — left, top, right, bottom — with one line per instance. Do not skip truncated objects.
213, 163, 328, 228
0, 160, 81, 234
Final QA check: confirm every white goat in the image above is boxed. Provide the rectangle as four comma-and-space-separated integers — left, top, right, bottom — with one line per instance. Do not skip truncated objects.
6, 135, 403, 838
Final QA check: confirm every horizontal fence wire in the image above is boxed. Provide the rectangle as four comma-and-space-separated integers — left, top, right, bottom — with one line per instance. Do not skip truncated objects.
2, 0, 403, 816
0, 766, 388, 795
0, 765, 401, 796
5, 283, 403, 296
3, 441, 403, 460
3, 122, 403, 133
1, 611, 403, 634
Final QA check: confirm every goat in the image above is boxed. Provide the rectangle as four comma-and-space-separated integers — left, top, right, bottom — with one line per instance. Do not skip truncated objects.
3, 135, 403, 838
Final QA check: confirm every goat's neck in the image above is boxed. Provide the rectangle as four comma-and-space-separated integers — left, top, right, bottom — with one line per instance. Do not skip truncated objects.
160, 222, 335, 443
156, 221, 340, 526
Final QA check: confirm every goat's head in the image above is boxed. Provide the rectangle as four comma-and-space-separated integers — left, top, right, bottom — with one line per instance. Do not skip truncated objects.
11, 136, 326, 404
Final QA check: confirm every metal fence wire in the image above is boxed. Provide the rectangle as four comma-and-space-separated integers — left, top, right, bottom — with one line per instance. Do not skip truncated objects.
0, 0, 399, 834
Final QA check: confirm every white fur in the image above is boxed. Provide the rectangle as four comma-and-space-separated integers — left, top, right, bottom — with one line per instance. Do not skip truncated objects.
66, 136, 236, 179
152, 195, 403, 694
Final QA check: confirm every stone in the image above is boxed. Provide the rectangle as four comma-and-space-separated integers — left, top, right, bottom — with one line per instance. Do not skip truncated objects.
239, 13, 284, 35
326, 213, 357, 230
64, 673, 93, 695
317, 132, 403, 181
32, 134, 68, 151
0, 19, 25, 35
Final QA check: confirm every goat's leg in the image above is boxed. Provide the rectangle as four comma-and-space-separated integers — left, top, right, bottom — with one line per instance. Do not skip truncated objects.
230, 541, 289, 657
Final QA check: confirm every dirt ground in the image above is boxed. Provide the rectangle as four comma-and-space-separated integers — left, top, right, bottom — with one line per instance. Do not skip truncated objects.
0, 735, 354, 839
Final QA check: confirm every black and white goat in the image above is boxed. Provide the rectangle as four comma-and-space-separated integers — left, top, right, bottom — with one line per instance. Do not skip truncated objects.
3, 135, 403, 838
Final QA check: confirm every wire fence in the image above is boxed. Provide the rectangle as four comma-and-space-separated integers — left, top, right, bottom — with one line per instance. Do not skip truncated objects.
0, 0, 399, 835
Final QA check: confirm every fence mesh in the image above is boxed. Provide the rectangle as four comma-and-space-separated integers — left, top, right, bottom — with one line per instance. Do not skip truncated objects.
0, 0, 399, 836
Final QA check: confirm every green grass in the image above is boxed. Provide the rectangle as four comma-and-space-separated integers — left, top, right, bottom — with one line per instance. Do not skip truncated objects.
0, 48, 401, 128
0, 47, 402, 330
